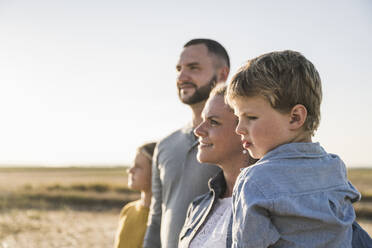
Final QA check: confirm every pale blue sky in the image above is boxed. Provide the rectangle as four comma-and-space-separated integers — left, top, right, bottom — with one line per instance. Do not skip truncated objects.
0, 0, 371, 166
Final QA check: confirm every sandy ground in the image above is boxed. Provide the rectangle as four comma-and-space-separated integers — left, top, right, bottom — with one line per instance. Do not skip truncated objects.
0, 167, 370, 247
358, 219, 372, 236
0, 209, 371, 248
0, 209, 120, 248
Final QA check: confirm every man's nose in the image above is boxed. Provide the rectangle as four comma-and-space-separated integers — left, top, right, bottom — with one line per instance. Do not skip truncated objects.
177, 69, 190, 83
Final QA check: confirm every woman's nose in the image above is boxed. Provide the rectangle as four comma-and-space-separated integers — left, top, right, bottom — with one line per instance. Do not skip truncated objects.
194, 122, 207, 138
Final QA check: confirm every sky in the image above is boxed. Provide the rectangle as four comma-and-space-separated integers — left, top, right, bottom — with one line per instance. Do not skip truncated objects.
0, 0, 371, 167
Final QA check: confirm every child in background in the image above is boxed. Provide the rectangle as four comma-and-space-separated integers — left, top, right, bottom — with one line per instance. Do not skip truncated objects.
227, 50, 361, 247
113, 142, 156, 248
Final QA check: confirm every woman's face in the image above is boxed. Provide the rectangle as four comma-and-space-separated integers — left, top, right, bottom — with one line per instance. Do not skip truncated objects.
127, 152, 152, 192
194, 95, 243, 166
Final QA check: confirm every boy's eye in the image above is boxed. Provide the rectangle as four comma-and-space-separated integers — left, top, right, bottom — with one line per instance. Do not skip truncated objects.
247, 116, 257, 120
242, 115, 257, 121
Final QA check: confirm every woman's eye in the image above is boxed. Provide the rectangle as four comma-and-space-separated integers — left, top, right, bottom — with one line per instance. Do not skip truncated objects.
210, 119, 219, 125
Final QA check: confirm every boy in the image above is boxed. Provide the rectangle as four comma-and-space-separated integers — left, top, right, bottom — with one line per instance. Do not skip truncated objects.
226, 50, 361, 247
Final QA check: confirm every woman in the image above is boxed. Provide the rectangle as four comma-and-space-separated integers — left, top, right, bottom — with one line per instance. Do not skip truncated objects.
178, 85, 257, 248
113, 142, 156, 248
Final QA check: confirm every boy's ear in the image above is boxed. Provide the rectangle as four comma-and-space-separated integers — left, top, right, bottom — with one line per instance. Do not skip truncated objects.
289, 104, 307, 130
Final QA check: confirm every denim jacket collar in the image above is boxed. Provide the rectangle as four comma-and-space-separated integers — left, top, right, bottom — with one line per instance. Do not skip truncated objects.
178, 170, 232, 248
260, 142, 326, 162
208, 170, 227, 197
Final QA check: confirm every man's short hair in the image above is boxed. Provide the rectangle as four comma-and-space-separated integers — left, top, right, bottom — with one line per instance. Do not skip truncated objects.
184, 38, 230, 69
227, 50, 322, 136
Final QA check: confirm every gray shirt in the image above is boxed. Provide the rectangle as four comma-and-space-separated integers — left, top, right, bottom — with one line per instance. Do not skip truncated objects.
143, 124, 221, 248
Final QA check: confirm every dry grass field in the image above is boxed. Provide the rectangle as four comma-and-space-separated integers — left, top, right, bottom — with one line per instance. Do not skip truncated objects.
0, 166, 138, 248
0, 166, 371, 248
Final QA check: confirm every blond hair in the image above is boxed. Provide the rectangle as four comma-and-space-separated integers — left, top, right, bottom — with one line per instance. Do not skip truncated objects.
227, 50, 322, 136
137, 142, 157, 162
210, 83, 227, 97
209, 83, 234, 113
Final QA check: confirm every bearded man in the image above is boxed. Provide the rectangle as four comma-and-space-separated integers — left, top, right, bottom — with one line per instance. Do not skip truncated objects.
143, 39, 230, 248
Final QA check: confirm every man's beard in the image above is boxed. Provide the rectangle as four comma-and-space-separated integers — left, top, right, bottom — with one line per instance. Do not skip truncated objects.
178, 75, 217, 105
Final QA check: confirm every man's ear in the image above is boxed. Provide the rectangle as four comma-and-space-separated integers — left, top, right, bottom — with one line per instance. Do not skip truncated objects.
289, 104, 307, 130
217, 66, 229, 83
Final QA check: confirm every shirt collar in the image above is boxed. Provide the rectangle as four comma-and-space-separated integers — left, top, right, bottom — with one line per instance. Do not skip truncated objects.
260, 142, 326, 162
208, 170, 226, 198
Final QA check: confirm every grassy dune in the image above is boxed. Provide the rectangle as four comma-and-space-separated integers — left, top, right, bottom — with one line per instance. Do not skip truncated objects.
0, 166, 371, 247
0, 167, 139, 211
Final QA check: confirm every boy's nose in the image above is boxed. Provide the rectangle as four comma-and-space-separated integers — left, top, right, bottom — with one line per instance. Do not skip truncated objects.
235, 120, 247, 136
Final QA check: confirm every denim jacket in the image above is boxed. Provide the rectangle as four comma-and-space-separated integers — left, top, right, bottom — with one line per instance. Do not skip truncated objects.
352, 222, 372, 247
232, 142, 361, 248
178, 171, 233, 248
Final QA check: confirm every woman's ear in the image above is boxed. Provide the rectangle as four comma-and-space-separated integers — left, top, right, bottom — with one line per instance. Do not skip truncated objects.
289, 104, 307, 130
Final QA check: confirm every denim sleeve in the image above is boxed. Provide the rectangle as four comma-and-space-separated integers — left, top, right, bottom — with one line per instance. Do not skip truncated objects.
232, 178, 280, 248
352, 221, 372, 248
143, 148, 161, 248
